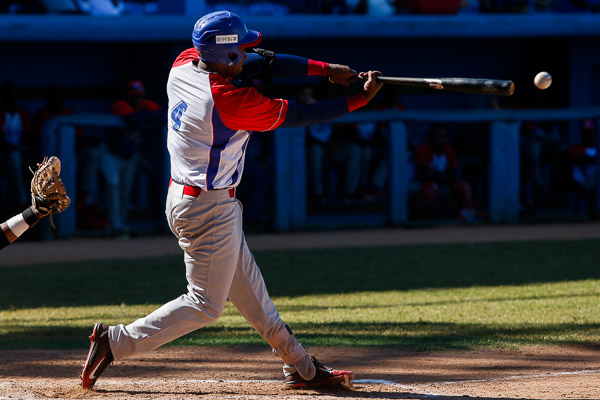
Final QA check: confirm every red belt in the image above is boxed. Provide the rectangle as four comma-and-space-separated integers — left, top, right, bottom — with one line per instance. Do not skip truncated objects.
169, 178, 235, 198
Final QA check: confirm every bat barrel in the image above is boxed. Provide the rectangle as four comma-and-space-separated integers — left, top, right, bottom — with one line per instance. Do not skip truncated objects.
376, 76, 515, 96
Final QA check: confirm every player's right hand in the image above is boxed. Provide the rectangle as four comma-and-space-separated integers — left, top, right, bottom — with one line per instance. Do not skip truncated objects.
359, 71, 383, 102
327, 64, 358, 86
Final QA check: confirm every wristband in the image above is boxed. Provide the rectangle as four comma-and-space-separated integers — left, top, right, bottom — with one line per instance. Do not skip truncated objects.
346, 92, 368, 112
307, 60, 328, 76
22, 206, 41, 227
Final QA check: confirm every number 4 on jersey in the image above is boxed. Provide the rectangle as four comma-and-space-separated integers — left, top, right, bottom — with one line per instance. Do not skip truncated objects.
171, 100, 188, 132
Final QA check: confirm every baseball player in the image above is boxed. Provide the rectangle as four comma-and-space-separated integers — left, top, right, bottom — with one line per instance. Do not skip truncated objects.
81, 10, 382, 390
1, 156, 70, 251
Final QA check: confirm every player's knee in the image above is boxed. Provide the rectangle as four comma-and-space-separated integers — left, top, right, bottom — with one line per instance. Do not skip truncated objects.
184, 292, 225, 321
203, 302, 224, 321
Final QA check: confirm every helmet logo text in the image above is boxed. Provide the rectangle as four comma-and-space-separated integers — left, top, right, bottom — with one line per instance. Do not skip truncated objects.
216, 34, 239, 44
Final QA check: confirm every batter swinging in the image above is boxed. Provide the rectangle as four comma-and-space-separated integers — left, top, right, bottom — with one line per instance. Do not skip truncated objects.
81, 10, 382, 389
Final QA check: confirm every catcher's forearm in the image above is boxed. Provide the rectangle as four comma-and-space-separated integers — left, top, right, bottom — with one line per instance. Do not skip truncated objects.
0, 206, 42, 250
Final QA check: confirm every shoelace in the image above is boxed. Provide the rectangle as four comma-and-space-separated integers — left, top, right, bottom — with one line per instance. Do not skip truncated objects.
311, 356, 333, 372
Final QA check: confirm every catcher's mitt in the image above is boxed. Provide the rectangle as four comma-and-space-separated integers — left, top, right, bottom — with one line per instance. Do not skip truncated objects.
30, 156, 71, 223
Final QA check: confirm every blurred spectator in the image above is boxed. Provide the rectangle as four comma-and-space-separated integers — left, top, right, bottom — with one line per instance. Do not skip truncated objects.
0, 81, 31, 214
332, 0, 363, 12
98, 114, 144, 235
111, 79, 161, 121
299, 84, 360, 204
554, 0, 600, 12
235, 132, 272, 225
408, 0, 461, 13
74, 0, 123, 15
300, 84, 333, 203
31, 85, 77, 160
413, 123, 476, 220
519, 120, 562, 208
96, 79, 161, 235
479, 0, 528, 12
203, 0, 295, 15
355, 90, 404, 201
39, 0, 81, 13
568, 119, 597, 217
122, 0, 158, 14
1, 1, 47, 13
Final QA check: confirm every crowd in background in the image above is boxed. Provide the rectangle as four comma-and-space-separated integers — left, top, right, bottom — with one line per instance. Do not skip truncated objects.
0, 79, 164, 237
243, 76, 599, 225
0, 73, 598, 237
1, 0, 599, 15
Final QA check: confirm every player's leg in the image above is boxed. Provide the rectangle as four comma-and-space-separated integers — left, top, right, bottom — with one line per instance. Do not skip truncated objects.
82, 187, 242, 388
110, 190, 242, 357
227, 227, 353, 388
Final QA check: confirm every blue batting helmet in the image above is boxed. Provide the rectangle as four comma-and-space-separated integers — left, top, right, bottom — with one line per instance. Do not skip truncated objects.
192, 11, 262, 67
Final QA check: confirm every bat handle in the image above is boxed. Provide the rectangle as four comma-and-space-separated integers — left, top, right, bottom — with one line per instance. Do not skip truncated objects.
354, 74, 381, 82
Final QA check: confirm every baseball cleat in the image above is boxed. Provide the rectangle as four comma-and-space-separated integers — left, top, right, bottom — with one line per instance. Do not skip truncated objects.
81, 322, 114, 389
285, 356, 354, 388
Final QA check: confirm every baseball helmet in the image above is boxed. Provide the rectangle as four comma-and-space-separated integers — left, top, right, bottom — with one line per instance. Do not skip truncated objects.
192, 11, 262, 67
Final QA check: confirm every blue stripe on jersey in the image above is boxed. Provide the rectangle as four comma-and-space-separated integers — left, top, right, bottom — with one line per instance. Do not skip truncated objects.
230, 134, 251, 186
207, 105, 237, 190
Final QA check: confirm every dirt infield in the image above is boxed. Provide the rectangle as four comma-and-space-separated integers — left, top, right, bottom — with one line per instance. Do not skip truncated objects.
2, 223, 600, 399
1, 346, 599, 399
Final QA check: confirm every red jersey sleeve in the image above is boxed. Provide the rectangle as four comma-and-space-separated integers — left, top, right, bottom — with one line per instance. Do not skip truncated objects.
173, 48, 199, 68
210, 75, 289, 132
307, 59, 328, 76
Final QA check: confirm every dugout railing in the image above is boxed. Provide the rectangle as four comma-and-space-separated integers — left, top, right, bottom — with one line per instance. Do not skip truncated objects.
41, 114, 170, 238
274, 107, 600, 231
44, 108, 600, 236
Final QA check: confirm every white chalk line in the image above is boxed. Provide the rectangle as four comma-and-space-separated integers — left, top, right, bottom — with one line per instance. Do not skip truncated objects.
435, 368, 600, 385
95, 368, 600, 387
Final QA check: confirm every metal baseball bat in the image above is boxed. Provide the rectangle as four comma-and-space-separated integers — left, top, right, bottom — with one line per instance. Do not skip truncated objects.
374, 76, 515, 96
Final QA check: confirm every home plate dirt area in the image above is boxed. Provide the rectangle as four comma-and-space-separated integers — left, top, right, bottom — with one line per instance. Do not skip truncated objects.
1, 346, 599, 400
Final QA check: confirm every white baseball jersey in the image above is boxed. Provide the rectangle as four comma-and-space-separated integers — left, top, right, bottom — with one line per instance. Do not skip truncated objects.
166, 48, 289, 190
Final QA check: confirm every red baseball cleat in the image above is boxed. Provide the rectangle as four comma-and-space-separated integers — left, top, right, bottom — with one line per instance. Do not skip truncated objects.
81, 322, 113, 389
285, 356, 354, 388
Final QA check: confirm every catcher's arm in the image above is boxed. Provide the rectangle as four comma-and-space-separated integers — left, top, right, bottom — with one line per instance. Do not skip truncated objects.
0, 206, 43, 250
0, 155, 70, 251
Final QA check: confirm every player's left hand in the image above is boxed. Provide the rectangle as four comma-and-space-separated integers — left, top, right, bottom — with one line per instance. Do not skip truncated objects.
327, 64, 358, 86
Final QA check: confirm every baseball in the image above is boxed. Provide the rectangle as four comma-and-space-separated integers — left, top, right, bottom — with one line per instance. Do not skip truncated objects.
534, 71, 552, 90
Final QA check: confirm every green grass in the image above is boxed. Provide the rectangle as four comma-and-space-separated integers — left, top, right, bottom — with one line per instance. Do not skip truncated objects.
1, 239, 599, 350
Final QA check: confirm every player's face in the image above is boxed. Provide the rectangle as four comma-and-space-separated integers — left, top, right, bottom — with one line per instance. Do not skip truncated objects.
229, 47, 248, 77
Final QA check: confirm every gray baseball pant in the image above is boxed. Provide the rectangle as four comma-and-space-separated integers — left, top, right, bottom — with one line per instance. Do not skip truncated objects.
108, 181, 315, 380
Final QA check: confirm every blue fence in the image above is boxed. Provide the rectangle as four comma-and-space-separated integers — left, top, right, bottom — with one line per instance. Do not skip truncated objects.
45, 108, 600, 236
274, 107, 600, 231
42, 114, 170, 237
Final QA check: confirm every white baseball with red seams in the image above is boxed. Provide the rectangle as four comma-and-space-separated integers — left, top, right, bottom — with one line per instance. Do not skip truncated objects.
534, 71, 552, 90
